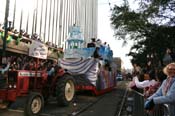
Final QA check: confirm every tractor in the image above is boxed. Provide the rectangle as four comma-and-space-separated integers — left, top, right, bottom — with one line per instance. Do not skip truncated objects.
0, 38, 76, 116
0, 63, 76, 116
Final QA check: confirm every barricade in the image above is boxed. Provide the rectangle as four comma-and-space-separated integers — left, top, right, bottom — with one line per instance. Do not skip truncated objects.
130, 89, 170, 116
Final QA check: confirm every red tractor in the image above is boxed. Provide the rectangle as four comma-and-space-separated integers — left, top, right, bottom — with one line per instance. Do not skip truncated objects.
0, 69, 75, 116
0, 34, 76, 116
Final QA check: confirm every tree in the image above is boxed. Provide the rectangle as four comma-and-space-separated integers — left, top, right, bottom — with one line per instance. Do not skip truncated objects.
110, 0, 175, 68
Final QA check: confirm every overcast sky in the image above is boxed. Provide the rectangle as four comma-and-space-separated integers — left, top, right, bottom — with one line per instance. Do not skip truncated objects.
98, 0, 138, 69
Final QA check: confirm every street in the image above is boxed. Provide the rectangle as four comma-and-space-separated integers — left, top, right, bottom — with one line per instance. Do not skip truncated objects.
0, 81, 129, 116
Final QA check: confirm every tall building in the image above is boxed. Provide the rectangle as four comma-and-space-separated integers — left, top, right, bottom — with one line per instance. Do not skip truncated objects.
0, 0, 98, 48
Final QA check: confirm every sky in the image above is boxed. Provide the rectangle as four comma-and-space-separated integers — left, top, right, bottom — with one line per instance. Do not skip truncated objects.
98, 0, 137, 69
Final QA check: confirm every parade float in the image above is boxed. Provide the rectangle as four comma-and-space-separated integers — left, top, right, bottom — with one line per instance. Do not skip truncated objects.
60, 26, 116, 95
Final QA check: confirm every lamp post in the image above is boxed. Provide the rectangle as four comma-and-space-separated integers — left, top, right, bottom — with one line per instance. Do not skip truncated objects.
2, 0, 10, 57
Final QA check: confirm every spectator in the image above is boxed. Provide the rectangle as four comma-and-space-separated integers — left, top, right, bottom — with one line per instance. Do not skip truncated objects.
0, 62, 10, 89
144, 63, 175, 116
103, 42, 107, 47
133, 70, 157, 89
144, 69, 166, 98
47, 60, 57, 76
96, 39, 102, 48
93, 47, 101, 58
7, 21, 13, 31
0, 62, 10, 74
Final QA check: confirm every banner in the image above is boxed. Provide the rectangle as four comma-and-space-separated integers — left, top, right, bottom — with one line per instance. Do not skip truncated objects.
29, 40, 48, 59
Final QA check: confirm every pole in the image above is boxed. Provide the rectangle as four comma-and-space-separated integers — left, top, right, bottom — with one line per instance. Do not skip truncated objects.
47, 0, 53, 42
19, 10, 23, 33
44, 0, 48, 41
58, 0, 63, 46
32, 8, 36, 34
39, 0, 44, 38
2, 0, 10, 57
34, 0, 39, 33
51, 0, 56, 43
26, 12, 29, 33
32, 12, 35, 34
55, 0, 59, 45
75, 0, 78, 25
12, 0, 16, 29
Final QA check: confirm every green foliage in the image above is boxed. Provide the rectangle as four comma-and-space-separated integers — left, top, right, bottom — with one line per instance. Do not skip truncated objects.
110, 0, 175, 68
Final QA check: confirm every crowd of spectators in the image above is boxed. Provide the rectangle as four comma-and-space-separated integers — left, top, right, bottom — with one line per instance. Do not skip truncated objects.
128, 48, 175, 115
0, 56, 61, 89
0, 21, 62, 75
0, 21, 60, 49
144, 63, 175, 116
0, 55, 57, 72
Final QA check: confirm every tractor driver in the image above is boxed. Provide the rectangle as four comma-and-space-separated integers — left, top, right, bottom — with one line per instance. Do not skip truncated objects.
47, 60, 59, 83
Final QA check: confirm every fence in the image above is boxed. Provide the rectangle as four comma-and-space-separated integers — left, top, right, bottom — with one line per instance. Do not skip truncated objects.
127, 89, 170, 116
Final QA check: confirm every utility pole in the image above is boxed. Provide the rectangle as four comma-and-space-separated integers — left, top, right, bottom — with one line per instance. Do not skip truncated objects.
2, 0, 10, 57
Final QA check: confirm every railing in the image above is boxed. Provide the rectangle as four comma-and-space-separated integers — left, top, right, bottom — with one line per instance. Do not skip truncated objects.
145, 104, 170, 116
128, 89, 170, 116
0, 31, 60, 60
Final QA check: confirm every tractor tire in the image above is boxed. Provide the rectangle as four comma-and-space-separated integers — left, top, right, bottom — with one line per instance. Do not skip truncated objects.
24, 92, 44, 116
56, 74, 75, 106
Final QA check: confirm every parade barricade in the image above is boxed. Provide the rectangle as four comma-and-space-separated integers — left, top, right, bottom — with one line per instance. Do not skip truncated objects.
131, 89, 170, 116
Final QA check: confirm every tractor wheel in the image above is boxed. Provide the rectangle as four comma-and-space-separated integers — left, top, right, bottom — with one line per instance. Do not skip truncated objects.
56, 74, 75, 106
24, 92, 44, 116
